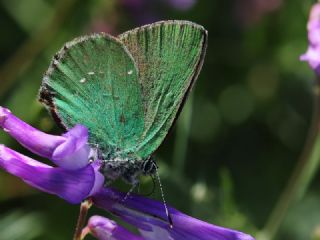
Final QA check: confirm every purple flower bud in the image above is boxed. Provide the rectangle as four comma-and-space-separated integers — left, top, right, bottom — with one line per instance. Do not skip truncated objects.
0, 106, 90, 170
85, 216, 143, 240
0, 107, 104, 203
301, 3, 320, 75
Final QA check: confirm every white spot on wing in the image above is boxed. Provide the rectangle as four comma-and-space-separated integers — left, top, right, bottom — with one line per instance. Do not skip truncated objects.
127, 70, 133, 75
88, 72, 95, 75
80, 78, 86, 83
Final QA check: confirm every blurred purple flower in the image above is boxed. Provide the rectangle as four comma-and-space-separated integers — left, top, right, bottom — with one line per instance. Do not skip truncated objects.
120, 0, 197, 25
84, 216, 144, 240
301, 3, 320, 75
120, 0, 159, 25
234, 0, 282, 27
121, 0, 146, 9
165, 0, 196, 11
0, 107, 255, 239
88, 188, 255, 240
0, 106, 104, 204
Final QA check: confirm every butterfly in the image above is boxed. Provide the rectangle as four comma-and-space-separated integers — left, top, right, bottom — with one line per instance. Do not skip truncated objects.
39, 20, 207, 186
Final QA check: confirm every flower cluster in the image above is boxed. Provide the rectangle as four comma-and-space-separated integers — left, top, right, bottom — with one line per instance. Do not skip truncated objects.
301, 3, 320, 74
0, 106, 104, 203
0, 106, 255, 240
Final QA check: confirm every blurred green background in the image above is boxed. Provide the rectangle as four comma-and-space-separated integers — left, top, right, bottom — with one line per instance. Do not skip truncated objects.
0, 0, 318, 239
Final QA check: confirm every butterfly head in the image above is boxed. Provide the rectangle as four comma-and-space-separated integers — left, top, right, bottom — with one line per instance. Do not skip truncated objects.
141, 156, 157, 175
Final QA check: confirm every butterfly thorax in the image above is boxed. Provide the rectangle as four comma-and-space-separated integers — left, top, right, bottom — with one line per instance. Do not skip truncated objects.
100, 154, 156, 185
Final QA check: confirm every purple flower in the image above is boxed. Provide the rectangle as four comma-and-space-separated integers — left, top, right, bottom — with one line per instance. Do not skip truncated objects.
301, 3, 320, 74
165, 0, 197, 11
88, 188, 255, 240
120, 0, 197, 25
84, 216, 143, 240
0, 106, 255, 239
0, 106, 104, 204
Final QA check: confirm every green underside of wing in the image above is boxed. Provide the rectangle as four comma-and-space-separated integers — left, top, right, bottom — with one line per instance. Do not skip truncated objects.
40, 22, 207, 160
41, 34, 144, 156
119, 21, 207, 159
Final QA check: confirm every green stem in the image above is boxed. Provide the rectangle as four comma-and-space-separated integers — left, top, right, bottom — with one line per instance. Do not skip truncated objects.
172, 94, 194, 176
258, 76, 320, 240
73, 199, 92, 240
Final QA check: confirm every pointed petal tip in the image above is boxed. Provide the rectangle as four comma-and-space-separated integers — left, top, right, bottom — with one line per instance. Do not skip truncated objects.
0, 106, 9, 126
300, 54, 307, 61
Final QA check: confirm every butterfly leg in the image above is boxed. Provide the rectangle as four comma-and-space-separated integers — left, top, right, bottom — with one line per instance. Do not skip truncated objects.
121, 180, 140, 202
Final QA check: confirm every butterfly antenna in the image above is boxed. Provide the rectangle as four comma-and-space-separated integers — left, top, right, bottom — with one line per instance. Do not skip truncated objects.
153, 162, 173, 228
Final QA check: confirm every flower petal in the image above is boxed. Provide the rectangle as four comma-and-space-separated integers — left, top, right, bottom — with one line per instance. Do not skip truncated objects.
92, 188, 255, 240
0, 144, 97, 204
89, 161, 105, 197
0, 107, 90, 170
84, 215, 143, 240
0, 106, 65, 158
301, 3, 320, 75
300, 45, 320, 75
308, 3, 320, 46
52, 125, 91, 169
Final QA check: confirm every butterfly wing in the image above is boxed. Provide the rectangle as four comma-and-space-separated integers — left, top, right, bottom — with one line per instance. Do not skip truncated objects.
39, 33, 144, 156
119, 21, 208, 159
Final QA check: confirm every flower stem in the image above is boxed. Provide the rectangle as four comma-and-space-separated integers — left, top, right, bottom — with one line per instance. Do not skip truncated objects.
258, 76, 320, 240
73, 199, 92, 240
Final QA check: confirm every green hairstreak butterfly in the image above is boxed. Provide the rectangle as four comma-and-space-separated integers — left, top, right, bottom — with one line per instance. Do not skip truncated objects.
39, 20, 207, 185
